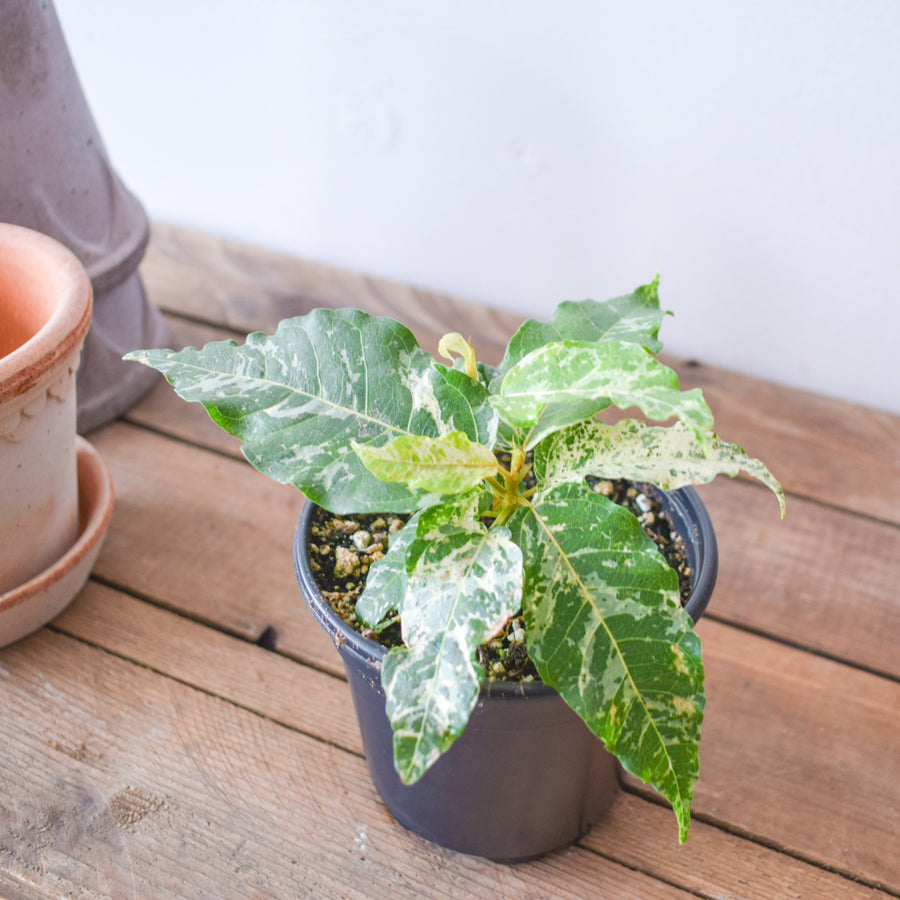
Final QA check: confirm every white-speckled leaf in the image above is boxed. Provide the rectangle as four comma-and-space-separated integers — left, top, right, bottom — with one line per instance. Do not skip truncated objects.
352, 432, 499, 496
508, 482, 705, 842
354, 511, 421, 629
381, 523, 523, 784
414, 488, 491, 538
492, 340, 713, 448
500, 277, 667, 376
125, 309, 497, 513
536, 419, 785, 516
356, 489, 492, 628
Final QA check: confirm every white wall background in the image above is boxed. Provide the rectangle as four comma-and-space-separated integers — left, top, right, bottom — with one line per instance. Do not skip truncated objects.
54, 0, 900, 414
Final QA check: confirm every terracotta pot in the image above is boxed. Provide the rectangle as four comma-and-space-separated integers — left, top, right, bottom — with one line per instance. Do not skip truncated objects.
0, 223, 92, 594
294, 487, 718, 861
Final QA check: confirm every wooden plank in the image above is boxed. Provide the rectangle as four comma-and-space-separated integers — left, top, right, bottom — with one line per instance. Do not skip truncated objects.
51, 584, 889, 899
673, 356, 900, 526
0, 630, 691, 899
119, 387, 900, 679
140, 223, 900, 522
88, 422, 342, 677
88, 417, 900, 885
584, 793, 889, 899
698, 477, 900, 679
626, 619, 900, 890
54, 582, 364, 756
140, 223, 518, 365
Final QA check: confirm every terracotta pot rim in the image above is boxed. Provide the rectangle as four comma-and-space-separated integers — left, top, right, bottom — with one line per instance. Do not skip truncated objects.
0, 223, 93, 402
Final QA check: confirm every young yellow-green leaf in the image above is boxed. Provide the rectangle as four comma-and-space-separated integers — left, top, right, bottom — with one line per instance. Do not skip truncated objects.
536, 419, 786, 517
501, 277, 667, 375
438, 332, 478, 379
509, 482, 705, 842
124, 309, 496, 513
382, 523, 523, 784
492, 339, 713, 448
352, 432, 500, 496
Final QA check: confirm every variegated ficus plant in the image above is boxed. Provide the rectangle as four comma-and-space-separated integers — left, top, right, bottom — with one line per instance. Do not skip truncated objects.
126, 278, 784, 842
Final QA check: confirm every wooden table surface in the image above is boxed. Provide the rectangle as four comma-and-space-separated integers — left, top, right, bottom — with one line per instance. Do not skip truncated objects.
1, 223, 898, 899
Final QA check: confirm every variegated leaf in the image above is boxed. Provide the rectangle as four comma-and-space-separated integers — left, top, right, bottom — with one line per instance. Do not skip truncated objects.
352, 431, 500, 496
354, 511, 421, 629
508, 482, 705, 842
125, 309, 496, 513
536, 419, 786, 517
382, 523, 523, 784
356, 488, 492, 628
414, 487, 492, 538
492, 340, 713, 448
500, 276, 667, 375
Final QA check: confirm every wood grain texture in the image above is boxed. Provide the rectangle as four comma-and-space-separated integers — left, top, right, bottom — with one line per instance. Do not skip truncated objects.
87, 422, 341, 677
140, 223, 518, 365
584, 793, 889, 900
49, 585, 890, 899
697, 478, 900, 679
2, 222, 897, 897
673, 356, 900, 525
0, 630, 691, 899
62, 419, 900, 886
54, 582, 363, 757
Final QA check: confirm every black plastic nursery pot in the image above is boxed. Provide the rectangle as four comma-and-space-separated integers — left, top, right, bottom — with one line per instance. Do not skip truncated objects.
293, 487, 717, 862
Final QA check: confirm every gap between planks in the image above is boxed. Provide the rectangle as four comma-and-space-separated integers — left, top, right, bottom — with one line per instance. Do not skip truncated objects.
49, 582, 890, 900
0, 625, 694, 900
79, 417, 900, 885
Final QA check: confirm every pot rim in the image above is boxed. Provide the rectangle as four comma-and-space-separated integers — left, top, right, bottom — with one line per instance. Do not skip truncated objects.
294, 484, 718, 699
0, 224, 93, 402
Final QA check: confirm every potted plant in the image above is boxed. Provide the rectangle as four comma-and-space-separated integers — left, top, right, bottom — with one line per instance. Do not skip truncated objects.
125, 278, 783, 858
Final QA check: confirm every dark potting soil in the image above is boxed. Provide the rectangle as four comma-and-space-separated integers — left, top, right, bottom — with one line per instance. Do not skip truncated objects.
306, 479, 692, 682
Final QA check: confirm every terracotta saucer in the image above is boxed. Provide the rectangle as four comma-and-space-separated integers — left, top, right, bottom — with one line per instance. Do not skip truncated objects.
0, 436, 114, 647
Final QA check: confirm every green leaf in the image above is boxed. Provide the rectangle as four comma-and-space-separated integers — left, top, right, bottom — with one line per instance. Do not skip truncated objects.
125, 309, 496, 513
430, 363, 499, 442
354, 488, 493, 629
492, 340, 713, 448
355, 512, 420, 629
536, 419, 786, 517
508, 482, 705, 842
500, 277, 667, 375
381, 523, 523, 784
352, 431, 500, 496
414, 488, 491, 537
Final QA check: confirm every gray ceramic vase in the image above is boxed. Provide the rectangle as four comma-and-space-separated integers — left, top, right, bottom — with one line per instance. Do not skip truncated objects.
0, 0, 166, 432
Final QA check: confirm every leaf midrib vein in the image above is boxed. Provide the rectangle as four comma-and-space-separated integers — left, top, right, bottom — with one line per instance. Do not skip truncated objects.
528, 504, 685, 811
407, 531, 493, 772
177, 359, 413, 437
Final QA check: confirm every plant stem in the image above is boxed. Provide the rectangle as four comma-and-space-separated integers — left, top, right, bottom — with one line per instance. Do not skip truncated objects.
489, 446, 529, 526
